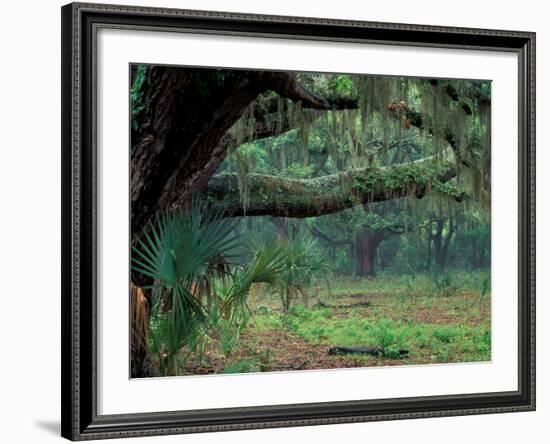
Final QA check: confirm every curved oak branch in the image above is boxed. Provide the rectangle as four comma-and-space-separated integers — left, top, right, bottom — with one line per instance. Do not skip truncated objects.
206, 150, 458, 218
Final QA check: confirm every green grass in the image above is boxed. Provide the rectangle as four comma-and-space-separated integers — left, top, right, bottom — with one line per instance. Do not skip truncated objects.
319, 270, 490, 299
222, 357, 261, 374
174, 271, 491, 374
254, 307, 490, 363
251, 270, 491, 365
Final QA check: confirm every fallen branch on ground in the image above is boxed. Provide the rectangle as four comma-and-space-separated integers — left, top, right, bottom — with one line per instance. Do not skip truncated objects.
314, 299, 372, 309
328, 346, 409, 357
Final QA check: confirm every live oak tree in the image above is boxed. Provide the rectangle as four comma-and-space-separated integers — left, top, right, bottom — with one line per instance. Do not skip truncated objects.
305, 198, 405, 277
130, 65, 491, 376
130, 65, 490, 234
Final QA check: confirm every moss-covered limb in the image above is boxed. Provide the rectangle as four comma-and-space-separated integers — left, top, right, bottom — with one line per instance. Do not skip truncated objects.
245, 76, 480, 169
252, 81, 467, 169
205, 149, 458, 218
263, 76, 484, 117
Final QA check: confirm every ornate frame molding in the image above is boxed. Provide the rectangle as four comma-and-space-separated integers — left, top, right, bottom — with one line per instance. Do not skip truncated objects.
61, 2, 535, 440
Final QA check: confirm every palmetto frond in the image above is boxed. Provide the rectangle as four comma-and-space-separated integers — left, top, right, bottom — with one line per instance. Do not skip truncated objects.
132, 200, 240, 290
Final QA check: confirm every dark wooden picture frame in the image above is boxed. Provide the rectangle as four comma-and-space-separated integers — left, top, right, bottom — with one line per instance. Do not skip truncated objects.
61, 2, 535, 440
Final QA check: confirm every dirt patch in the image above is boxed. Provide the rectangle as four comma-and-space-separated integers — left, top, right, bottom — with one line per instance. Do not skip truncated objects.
180, 329, 409, 375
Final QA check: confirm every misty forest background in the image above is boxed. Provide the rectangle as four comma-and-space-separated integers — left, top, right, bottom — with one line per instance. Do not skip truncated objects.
130, 65, 491, 377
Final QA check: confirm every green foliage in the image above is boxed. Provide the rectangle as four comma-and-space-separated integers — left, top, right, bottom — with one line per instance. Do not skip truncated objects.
328, 75, 354, 96
479, 275, 491, 307
222, 357, 261, 374
432, 181, 469, 201
288, 303, 312, 319
209, 240, 288, 357
432, 326, 459, 343
132, 201, 239, 375
132, 200, 287, 375
130, 64, 148, 132
252, 272, 491, 365
430, 272, 456, 297
285, 162, 316, 178
220, 324, 241, 358
132, 201, 239, 290
166, 270, 492, 374
256, 304, 271, 315
266, 232, 329, 313
372, 319, 403, 357
406, 271, 418, 293
216, 72, 491, 282
132, 69, 493, 375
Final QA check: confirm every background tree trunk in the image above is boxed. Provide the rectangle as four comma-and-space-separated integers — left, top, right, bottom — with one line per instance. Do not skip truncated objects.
433, 217, 455, 272
355, 229, 383, 276
426, 223, 433, 270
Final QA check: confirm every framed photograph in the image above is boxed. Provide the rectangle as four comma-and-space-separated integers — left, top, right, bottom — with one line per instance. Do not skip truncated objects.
61, 2, 535, 440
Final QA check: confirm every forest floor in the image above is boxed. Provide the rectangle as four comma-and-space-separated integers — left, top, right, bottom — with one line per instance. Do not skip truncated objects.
180, 271, 491, 375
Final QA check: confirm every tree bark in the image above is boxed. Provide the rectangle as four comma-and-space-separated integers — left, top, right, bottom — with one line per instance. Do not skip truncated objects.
130, 67, 271, 234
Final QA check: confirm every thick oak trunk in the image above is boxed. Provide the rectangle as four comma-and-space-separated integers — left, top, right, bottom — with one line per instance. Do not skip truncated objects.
130, 67, 271, 235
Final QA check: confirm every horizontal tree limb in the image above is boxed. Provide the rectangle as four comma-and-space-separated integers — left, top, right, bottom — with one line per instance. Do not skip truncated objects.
205, 149, 458, 218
